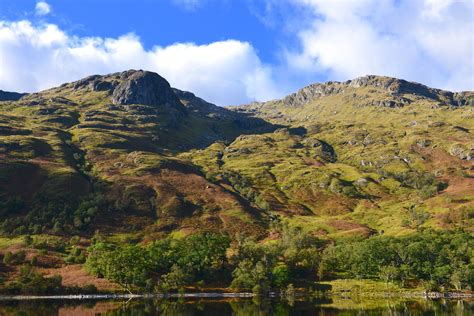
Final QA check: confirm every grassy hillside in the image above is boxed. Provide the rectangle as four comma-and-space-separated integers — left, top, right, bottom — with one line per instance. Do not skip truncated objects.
230, 75, 474, 237
0, 71, 472, 293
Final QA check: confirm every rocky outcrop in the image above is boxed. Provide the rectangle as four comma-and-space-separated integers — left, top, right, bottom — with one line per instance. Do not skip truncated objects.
449, 144, 473, 161
281, 82, 346, 108
349, 76, 474, 107
453, 91, 474, 106
274, 75, 443, 109
348, 75, 439, 100
111, 70, 183, 110
302, 138, 337, 162
262, 75, 473, 110
173, 88, 229, 118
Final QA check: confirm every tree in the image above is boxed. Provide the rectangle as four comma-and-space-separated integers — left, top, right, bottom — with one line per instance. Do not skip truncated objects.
231, 259, 272, 293
160, 264, 192, 292
379, 265, 400, 285
6, 265, 63, 294
174, 232, 230, 281
84, 242, 114, 277
272, 263, 290, 287
102, 245, 149, 293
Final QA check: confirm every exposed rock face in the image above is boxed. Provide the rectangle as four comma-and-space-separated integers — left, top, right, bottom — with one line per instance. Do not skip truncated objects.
72, 75, 102, 90
348, 75, 438, 100
449, 144, 473, 161
302, 138, 337, 162
282, 82, 346, 108
111, 70, 183, 109
264, 75, 473, 109
453, 91, 474, 106
0, 90, 26, 101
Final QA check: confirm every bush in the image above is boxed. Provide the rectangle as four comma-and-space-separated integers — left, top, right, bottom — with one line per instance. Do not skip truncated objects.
6, 265, 63, 294
3, 251, 13, 265
160, 264, 191, 292
32, 236, 67, 252
65, 247, 86, 264
30, 256, 39, 266
23, 235, 33, 246
69, 235, 81, 246
3, 250, 26, 265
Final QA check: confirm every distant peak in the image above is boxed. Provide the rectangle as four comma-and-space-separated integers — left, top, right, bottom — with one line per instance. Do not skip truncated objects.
346, 75, 437, 98
278, 75, 468, 108
0, 89, 27, 101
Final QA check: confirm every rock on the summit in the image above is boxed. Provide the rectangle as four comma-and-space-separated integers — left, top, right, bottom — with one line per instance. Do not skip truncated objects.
111, 70, 183, 108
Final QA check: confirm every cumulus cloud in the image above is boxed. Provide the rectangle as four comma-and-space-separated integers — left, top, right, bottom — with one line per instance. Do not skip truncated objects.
35, 1, 51, 16
0, 20, 280, 105
0, 1, 472, 106
287, 0, 473, 91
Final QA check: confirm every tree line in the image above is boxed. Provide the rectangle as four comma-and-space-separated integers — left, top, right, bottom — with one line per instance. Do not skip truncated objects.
84, 227, 474, 293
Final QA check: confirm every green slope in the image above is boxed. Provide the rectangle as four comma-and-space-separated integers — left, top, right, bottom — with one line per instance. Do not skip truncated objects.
0, 70, 473, 294
0, 71, 472, 239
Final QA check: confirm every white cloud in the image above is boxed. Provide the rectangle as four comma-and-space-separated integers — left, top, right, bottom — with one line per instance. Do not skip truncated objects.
287, 0, 474, 91
0, 20, 280, 105
35, 1, 51, 16
0, 1, 472, 107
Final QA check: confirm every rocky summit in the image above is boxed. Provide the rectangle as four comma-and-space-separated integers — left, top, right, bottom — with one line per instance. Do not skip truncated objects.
111, 70, 184, 109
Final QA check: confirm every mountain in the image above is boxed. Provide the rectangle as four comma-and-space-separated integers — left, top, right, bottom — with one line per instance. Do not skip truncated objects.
0, 70, 472, 242
0, 89, 26, 102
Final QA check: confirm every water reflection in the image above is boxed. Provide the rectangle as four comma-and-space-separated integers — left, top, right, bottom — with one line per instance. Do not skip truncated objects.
0, 297, 472, 315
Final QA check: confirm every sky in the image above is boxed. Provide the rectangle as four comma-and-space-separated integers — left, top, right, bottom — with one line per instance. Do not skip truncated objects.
0, 0, 472, 105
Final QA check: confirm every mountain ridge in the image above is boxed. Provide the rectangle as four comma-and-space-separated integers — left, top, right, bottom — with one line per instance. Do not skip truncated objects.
0, 69, 473, 293
233, 75, 473, 113
4, 72, 474, 108
0, 69, 472, 240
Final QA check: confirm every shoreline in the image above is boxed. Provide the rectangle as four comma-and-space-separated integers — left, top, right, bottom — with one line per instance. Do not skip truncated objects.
0, 292, 255, 301
0, 291, 472, 301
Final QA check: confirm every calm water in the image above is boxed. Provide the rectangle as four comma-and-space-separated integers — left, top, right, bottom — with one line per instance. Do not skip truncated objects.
0, 297, 472, 315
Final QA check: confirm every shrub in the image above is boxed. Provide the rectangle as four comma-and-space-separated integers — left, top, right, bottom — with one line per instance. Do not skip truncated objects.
160, 264, 191, 292
3, 251, 13, 265
6, 265, 63, 294
30, 256, 39, 266
2, 250, 26, 265
23, 235, 33, 246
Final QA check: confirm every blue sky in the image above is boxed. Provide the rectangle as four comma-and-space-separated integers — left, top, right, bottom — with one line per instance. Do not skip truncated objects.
1, 0, 285, 59
0, 0, 472, 105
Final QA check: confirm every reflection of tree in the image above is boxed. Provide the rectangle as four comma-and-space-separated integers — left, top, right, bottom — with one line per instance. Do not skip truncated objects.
0, 297, 472, 315
229, 299, 291, 316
